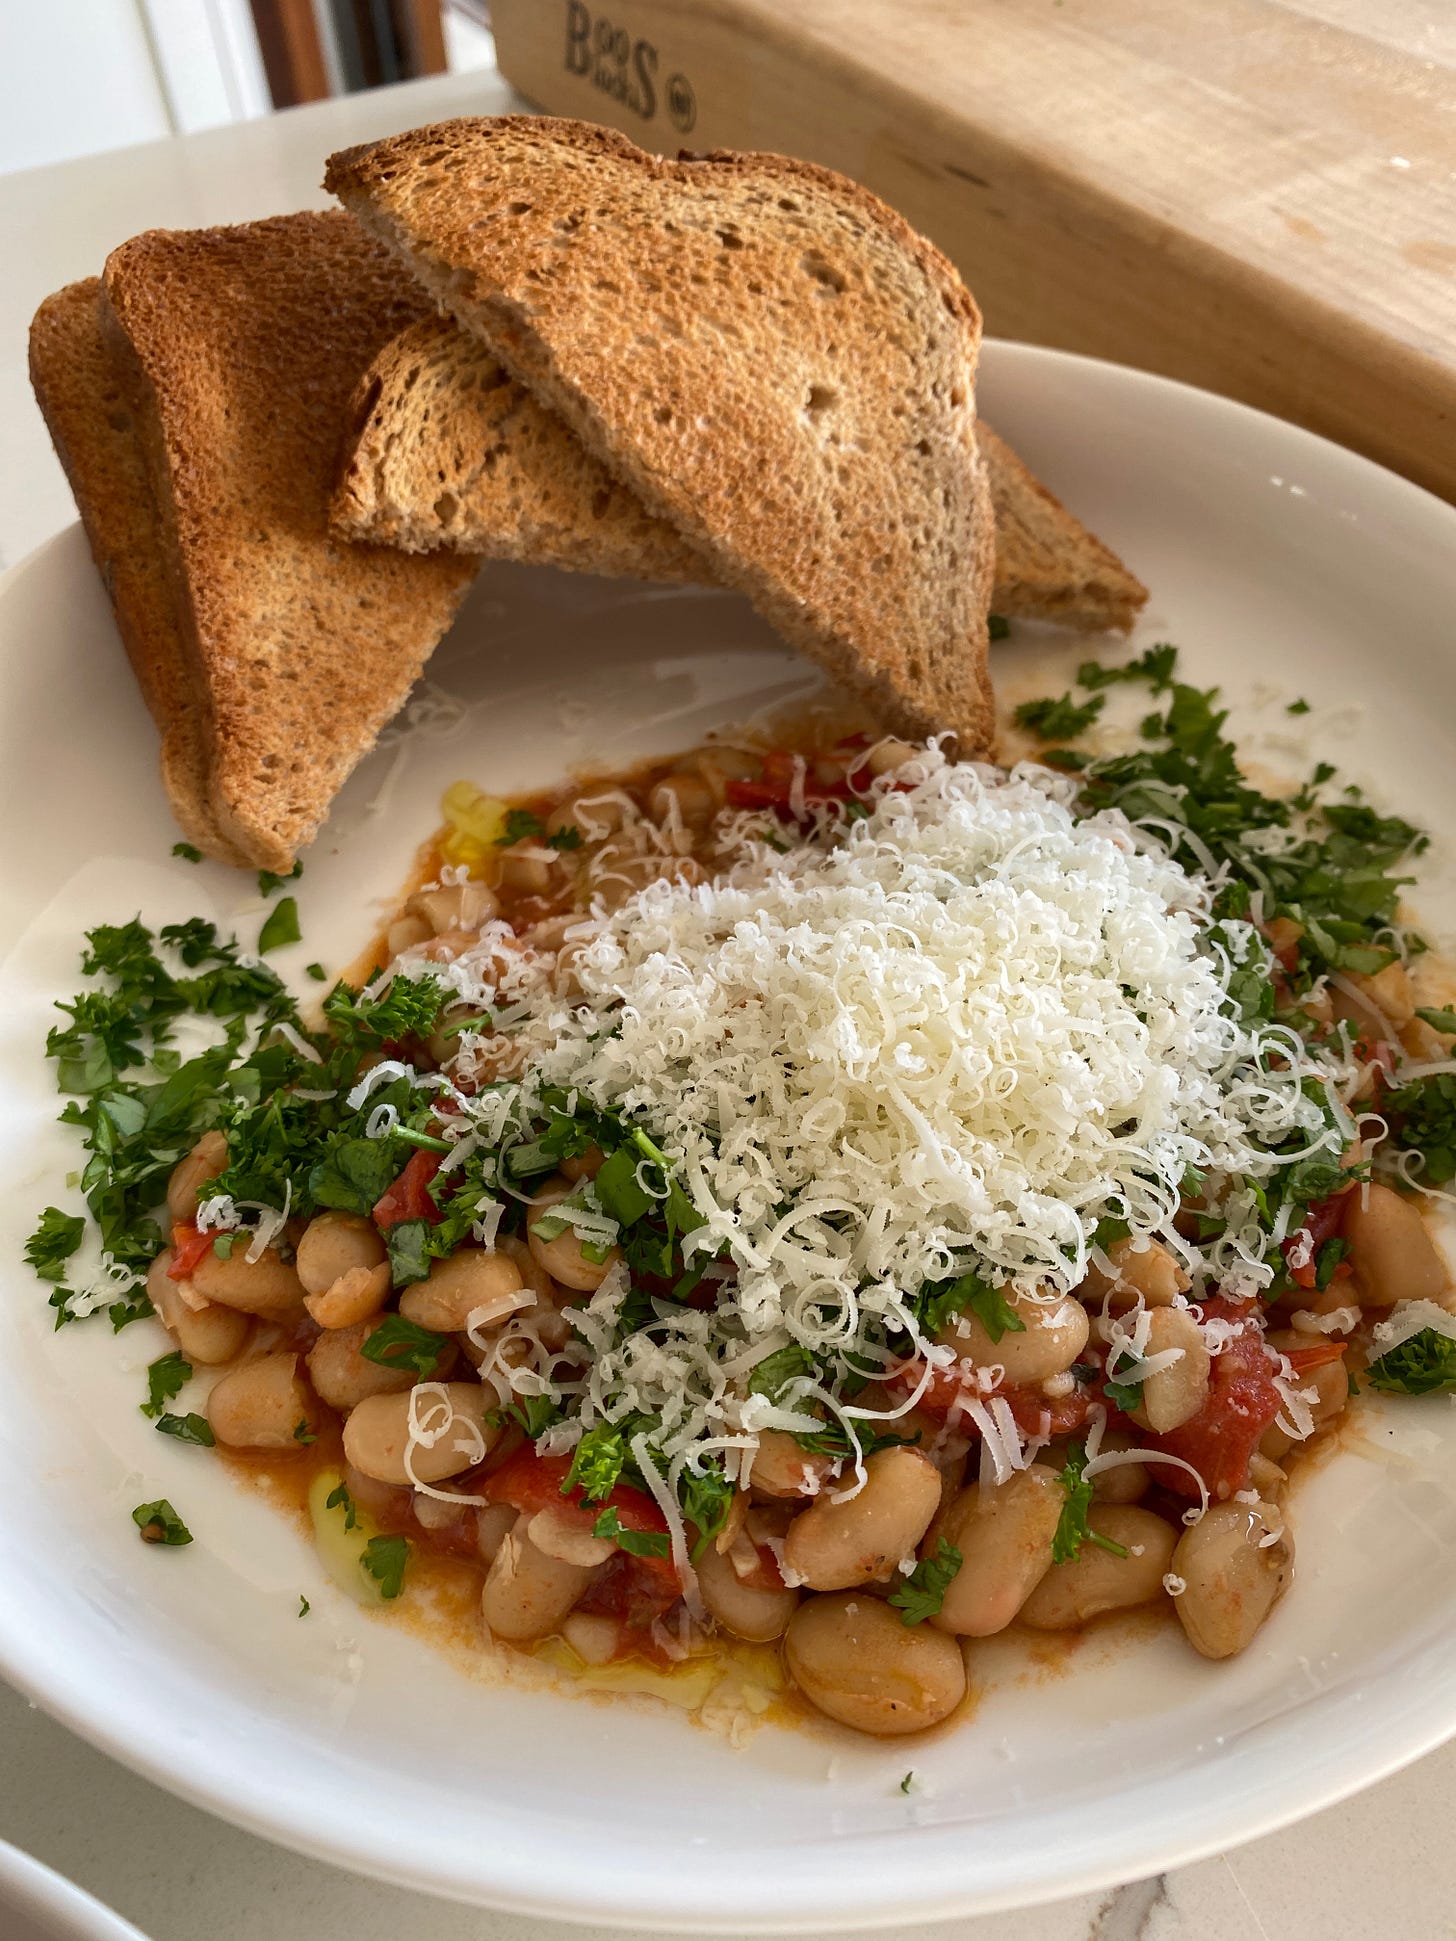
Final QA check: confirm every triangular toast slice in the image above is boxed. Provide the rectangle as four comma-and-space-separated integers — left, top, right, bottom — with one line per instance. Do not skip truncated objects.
29, 279, 250, 863
332, 314, 1146, 632
326, 117, 998, 755
96, 211, 476, 868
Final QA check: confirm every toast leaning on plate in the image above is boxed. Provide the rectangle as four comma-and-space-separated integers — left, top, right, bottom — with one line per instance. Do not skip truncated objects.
32, 211, 477, 870
28, 280, 252, 864
326, 116, 1000, 757
332, 315, 1146, 633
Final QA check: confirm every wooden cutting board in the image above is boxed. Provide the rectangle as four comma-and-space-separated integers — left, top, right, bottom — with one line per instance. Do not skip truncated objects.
491, 0, 1456, 504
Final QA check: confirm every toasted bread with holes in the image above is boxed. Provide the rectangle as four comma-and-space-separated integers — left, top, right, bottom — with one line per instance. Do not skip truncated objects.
326, 116, 997, 755
977, 424, 1146, 632
28, 279, 250, 863
333, 314, 1146, 633
94, 210, 476, 869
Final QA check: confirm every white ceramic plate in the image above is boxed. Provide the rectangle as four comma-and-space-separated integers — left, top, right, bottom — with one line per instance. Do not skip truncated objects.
2, 343, 1456, 1932
0, 1841, 147, 1941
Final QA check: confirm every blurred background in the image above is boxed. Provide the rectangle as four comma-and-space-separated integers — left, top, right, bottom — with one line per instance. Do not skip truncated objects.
3, 0, 496, 176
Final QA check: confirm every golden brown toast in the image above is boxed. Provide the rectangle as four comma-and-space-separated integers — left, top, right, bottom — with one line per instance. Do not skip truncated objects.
96, 210, 476, 868
326, 117, 998, 755
28, 279, 250, 863
333, 313, 1146, 632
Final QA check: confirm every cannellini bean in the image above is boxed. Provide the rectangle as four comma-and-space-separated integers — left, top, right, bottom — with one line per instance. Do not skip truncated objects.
526, 1176, 622, 1292
749, 1430, 834, 1500
481, 1527, 598, 1642
498, 841, 553, 894
1088, 1433, 1150, 1504
342, 1383, 497, 1486
546, 791, 626, 841
696, 1539, 799, 1642
785, 1592, 966, 1736
932, 1466, 1064, 1636
295, 1211, 387, 1298
189, 1241, 306, 1318
1173, 1501, 1293, 1659
408, 880, 499, 936
304, 1262, 391, 1330
400, 1247, 527, 1333
1018, 1506, 1177, 1629
1344, 1183, 1448, 1307
146, 1251, 252, 1364
306, 1316, 433, 1411
387, 913, 432, 956
865, 738, 919, 777
493, 1234, 575, 1350
1130, 1307, 1211, 1434
782, 1447, 941, 1592
207, 1352, 316, 1450
562, 1611, 622, 1666
687, 745, 760, 807
1081, 1237, 1190, 1308
526, 1503, 617, 1567
166, 1130, 228, 1223
936, 1284, 1090, 1385
476, 1502, 519, 1567
1260, 1333, 1350, 1459
649, 773, 715, 826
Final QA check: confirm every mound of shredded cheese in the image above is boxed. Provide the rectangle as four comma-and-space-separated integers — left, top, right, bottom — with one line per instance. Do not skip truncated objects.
399, 750, 1348, 1504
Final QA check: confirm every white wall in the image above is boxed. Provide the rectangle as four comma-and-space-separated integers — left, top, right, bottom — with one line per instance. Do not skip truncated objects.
0, 0, 268, 177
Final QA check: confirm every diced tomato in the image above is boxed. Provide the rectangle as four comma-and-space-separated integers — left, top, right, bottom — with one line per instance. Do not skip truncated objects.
167, 1221, 215, 1280
1147, 1297, 1281, 1500
482, 1447, 679, 1587
576, 1552, 684, 1642
1282, 1185, 1353, 1290
889, 1360, 1098, 1439
1281, 1339, 1349, 1376
724, 749, 853, 816
372, 1147, 444, 1231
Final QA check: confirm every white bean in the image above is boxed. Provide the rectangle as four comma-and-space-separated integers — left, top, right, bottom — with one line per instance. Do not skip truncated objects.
937, 1285, 1089, 1385
782, 1447, 941, 1592
165, 1130, 228, 1223
481, 1527, 598, 1642
785, 1592, 966, 1736
1130, 1306, 1211, 1434
399, 1247, 527, 1333
146, 1251, 251, 1365
189, 1242, 306, 1318
526, 1176, 622, 1292
932, 1466, 1064, 1636
342, 1383, 497, 1486
1173, 1501, 1293, 1659
1344, 1183, 1448, 1307
207, 1352, 316, 1450
1018, 1506, 1177, 1629
696, 1539, 798, 1642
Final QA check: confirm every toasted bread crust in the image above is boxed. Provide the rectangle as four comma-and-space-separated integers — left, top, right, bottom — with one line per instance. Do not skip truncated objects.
335, 315, 1146, 636
28, 280, 250, 862
327, 117, 996, 755
100, 211, 475, 868
978, 425, 1146, 632
332, 314, 707, 581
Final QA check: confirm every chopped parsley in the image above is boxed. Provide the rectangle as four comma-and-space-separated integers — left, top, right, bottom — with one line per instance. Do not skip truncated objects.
172, 842, 202, 863
305, 962, 328, 982
592, 1506, 671, 1558
499, 808, 546, 845
326, 1481, 359, 1532
889, 1539, 962, 1625
1366, 1328, 1456, 1396
133, 1499, 192, 1546
900, 1771, 915, 1794
141, 1350, 191, 1419
257, 895, 301, 954
361, 1533, 410, 1599
1287, 698, 1311, 715
1052, 1442, 1129, 1564
1388, 1072, 1456, 1185
987, 613, 1009, 641
257, 862, 302, 897
24, 1207, 85, 1282
154, 1411, 215, 1447
359, 1314, 451, 1379
292, 1417, 316, 1445
546, 825, 584, 851
298, 1595, 311, 1617
1013, 692, 1104, 741
1415, 1007, 1456, 1036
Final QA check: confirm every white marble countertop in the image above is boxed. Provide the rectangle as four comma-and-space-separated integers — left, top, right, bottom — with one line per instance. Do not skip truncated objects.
3, 47, 1455, 1941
